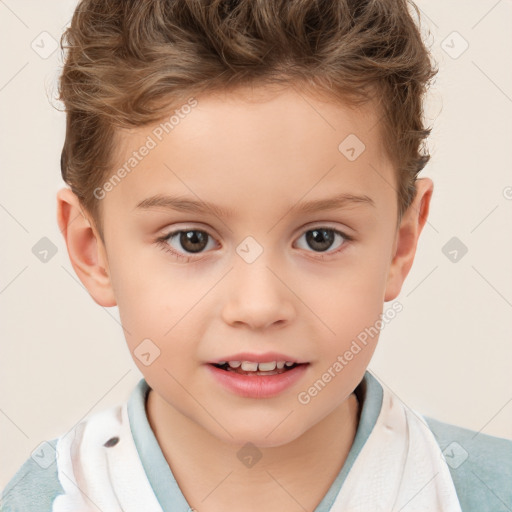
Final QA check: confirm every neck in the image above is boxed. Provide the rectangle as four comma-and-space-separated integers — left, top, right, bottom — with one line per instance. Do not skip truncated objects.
146, 390, 360, 512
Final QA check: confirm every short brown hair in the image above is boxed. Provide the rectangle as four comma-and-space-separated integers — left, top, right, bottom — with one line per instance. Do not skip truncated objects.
58, 0, 438, 238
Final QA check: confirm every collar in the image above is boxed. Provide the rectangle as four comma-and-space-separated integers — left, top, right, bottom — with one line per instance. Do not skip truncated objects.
127, 370, 383, 512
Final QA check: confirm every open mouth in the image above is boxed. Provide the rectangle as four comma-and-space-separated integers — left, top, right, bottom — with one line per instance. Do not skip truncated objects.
210, 362, 304, 376
206, 359, 310, 397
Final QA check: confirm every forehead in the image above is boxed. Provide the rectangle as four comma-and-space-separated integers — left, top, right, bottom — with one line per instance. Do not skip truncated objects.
105, 85, 395, 219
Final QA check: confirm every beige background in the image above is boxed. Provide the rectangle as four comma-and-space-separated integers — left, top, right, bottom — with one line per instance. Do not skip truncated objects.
1, 0, 511, 489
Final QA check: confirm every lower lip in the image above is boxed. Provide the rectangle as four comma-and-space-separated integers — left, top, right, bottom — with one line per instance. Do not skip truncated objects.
205, 363, 309, 398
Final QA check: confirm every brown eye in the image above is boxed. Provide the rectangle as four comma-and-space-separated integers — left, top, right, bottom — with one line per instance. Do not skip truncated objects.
295, 227, 350, 255
178, 230, 209, 253
164, 229, 210, 253
305, 229, 336, 252
156, 227, 218, 261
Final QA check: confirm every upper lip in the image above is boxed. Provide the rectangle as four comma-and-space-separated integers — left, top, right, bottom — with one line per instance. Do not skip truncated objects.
209, 352, 307, 364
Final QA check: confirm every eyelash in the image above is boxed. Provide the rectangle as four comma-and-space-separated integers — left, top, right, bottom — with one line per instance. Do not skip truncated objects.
155, 227, 354, 262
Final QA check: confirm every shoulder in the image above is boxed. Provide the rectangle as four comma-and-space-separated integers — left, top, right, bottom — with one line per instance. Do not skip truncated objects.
424, 415, 512, 512
1, 439, 63, 512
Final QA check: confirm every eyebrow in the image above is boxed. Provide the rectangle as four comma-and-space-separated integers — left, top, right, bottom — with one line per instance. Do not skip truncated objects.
134, 192, 375, 218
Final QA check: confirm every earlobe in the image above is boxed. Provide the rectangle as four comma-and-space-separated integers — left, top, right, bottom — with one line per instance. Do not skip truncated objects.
384, 178, 433, 302
56, 187, 117, 307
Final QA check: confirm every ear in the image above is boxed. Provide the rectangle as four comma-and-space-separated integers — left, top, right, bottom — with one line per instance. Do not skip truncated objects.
384, 178, 433, 302
56, 187, 116, 307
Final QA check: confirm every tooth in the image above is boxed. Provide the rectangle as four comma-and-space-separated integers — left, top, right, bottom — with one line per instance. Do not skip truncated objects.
241, 361, 258, 371
258, 361, 277, 371
228, 361, 242, 368
285, 361, 294, 367
217, 361, 226, 365
276, 361, 285, 369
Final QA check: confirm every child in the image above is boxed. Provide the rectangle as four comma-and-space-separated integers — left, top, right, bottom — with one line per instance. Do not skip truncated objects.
2, 0, 511, 511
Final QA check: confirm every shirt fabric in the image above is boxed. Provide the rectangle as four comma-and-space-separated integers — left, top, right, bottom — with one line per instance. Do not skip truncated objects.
2, 371, 511, 511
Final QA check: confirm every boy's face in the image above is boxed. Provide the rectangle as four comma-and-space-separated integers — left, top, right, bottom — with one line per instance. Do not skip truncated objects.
60, 85, 431, 447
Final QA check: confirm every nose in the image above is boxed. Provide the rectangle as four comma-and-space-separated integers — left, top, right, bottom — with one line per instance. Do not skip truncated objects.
221, 257, 296, 330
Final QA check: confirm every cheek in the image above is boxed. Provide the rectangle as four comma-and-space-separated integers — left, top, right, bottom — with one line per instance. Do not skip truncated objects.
108, 255, 208, 369
107, 250, 171, 350
319, 260, 389, 327
310, 253, 390, 370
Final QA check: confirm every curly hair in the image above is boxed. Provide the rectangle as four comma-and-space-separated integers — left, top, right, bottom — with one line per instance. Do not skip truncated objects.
58, 0, 438, 238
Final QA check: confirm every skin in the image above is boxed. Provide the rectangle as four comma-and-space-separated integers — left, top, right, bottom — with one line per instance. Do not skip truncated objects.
57, 84, 432, 512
